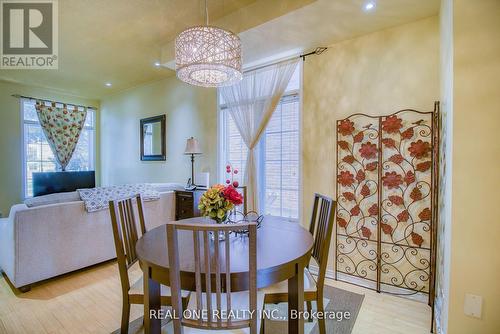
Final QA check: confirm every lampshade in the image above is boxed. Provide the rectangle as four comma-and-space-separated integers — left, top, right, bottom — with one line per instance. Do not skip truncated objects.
184, 137, 202, 155
175, 25, 242, 87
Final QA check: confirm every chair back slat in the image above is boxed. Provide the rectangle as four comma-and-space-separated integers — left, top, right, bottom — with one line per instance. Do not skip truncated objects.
167, 221, 257, 333
203, 230, 213, 324
109, 194, 147, 296
309, 194, 336, 283
225, 230, 231, 324
192, 231, 203, 323
213, 236, 222, 326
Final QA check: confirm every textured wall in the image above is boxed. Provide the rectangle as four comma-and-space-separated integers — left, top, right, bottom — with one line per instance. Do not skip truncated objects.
447, 0, 500, 332
100, 76, 217, 187
302, 16, 439, 270
0, 80, 99, 216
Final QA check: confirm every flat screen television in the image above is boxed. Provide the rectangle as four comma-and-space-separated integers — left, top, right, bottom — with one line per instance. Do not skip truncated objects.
32, 171, 95, 197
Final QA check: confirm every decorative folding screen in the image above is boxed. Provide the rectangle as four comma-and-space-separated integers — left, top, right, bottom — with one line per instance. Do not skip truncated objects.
335, 104, 439, 316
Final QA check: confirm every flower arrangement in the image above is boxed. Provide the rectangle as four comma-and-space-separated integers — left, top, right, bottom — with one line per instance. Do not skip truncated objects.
198, 184, 243, 223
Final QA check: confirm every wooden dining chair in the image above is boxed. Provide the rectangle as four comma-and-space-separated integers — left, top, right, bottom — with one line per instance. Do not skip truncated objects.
109, 194, 189, 334
166, 220, 264, 334
262, 193, 336, 334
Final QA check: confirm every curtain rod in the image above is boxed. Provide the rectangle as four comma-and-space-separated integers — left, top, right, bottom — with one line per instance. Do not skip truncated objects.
11, 94, 97, 109
299, 47, 328, 61
243, 47, 328, 74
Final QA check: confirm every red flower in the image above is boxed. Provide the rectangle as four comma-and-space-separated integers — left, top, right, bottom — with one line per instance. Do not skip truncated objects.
359, 142, 377, 160
338, 119, 355, 136
382, 115, 403, 134
222, 186, 243, 205
337, 171, 355, 187
382, 171, 403, 189
408, 140, 431, 159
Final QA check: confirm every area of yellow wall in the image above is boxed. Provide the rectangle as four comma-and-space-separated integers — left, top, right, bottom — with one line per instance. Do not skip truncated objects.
302, 16, 439, 226
0, 80, 100, 216
100, 76, 217, 187
446, 0, 500, 332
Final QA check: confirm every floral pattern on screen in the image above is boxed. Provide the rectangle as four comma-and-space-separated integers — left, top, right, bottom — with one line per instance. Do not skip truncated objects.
35, 102, 87, 171
336, 109, 437, 298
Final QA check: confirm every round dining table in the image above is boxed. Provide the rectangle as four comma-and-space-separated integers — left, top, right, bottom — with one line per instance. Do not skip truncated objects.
136, 216, 314, 334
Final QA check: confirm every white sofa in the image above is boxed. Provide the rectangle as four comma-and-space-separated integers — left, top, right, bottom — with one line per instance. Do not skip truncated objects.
0, 188, 178, 290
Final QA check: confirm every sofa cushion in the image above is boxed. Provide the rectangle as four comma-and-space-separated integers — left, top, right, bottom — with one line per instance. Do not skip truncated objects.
24, 191, 81, 208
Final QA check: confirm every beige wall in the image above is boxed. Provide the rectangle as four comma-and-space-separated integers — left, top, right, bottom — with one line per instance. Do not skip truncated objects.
0, 80, 99, 216
302, 16, 439, 225
301, 16, 439, 280
446, 0, 500, 332
100, 76, 217, 186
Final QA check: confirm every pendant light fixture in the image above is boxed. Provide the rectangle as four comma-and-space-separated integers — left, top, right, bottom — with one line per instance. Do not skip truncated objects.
175, 0, 242, 87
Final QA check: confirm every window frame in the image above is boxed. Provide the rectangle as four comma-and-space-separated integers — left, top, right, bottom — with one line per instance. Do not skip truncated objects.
20, 98, 96, 198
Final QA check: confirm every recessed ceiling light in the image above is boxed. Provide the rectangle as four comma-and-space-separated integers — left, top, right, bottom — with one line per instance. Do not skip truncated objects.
364, 2, 375, 11
105, 82, 112, 87
154, 61, 161, 67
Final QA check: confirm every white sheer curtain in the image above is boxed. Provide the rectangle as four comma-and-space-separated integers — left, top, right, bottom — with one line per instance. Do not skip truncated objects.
219, 58, 299, 212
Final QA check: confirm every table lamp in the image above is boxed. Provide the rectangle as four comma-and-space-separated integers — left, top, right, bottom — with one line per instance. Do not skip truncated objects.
184, 137, 202, 185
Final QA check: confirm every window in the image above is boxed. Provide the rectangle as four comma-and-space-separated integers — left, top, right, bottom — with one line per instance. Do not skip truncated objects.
22, 99, 96, 197
219, 64, 301, 219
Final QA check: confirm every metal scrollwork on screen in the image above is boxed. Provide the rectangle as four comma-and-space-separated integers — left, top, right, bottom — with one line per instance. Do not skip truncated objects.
335, 105, 438, 304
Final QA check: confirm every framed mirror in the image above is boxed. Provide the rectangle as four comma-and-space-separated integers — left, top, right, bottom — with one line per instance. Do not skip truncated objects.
140, 114, 166, 161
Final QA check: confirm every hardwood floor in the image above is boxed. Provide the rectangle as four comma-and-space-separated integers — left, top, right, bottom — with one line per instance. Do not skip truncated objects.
0, 261, 431, 333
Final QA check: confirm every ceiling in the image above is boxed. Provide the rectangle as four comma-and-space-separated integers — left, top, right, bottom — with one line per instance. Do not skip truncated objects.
0, 0, 439, 99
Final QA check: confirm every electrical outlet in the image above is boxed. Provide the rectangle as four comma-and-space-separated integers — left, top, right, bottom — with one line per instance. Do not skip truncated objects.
464, 294, 482, 318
